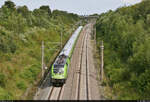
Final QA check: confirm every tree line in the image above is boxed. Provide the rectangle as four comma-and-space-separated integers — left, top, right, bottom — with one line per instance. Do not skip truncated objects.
96, 0, 150, 99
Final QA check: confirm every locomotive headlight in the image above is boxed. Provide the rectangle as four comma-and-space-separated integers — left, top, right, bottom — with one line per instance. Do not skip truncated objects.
60, 68, 64, 73
58, 68, 64, 74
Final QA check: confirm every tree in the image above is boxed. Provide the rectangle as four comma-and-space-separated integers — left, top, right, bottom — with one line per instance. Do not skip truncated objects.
2, 0, 16, 10
39, 6, 51, 16
17, 6, 29, 17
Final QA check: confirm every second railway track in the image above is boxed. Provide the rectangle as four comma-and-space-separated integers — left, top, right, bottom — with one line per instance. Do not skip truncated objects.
76, 24, 91, 100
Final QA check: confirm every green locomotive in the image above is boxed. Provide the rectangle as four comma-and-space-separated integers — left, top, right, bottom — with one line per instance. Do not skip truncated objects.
50, 26, 83, 84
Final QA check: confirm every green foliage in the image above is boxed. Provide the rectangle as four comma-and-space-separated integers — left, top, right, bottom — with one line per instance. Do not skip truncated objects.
19, 64, 41, 83
0, 87, 13, 100
0, 1, 79, 99
2, 0, 16, 10
16, 80, 27, 90
96, 0, 150, 99
0, 28, 17, 53
39, 6, 51, 16
0, 73, 5, 87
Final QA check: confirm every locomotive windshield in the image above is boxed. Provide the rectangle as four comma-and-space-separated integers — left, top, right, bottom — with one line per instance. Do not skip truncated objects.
53, 54, 67, 74
54, 65, 64, 68
53, 64, 64, 74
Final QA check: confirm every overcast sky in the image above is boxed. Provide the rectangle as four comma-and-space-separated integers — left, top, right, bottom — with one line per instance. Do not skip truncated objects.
0, 0, 142, 15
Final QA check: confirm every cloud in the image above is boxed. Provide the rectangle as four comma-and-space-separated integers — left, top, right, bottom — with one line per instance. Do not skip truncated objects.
122, 0, 142, 4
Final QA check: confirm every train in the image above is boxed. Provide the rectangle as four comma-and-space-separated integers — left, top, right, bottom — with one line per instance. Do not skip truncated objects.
50, 26, 83, 85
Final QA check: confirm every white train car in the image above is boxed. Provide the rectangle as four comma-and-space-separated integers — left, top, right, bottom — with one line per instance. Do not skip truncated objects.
59, 26, 83, 57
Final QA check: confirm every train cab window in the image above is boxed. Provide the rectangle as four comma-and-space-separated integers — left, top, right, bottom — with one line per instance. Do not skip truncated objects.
53, 64, 64, 74
54, 65, 64, 68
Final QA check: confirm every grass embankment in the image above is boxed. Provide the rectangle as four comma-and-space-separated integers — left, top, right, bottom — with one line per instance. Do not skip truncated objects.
0, 1, 80, 99
96, 0, 150, 99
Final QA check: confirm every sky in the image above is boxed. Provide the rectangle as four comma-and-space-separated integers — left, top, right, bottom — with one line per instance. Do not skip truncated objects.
0, 0, 142, 15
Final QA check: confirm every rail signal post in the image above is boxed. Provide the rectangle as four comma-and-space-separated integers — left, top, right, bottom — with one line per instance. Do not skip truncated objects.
100, 41, 104, 81
41, 41, 44, 78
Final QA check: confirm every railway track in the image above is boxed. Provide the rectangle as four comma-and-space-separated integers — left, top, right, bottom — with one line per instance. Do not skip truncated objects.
76, 24, 91, 100
48, 85, 64, 100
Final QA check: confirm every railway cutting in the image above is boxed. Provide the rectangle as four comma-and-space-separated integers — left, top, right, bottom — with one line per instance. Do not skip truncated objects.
34, 22, 101, 100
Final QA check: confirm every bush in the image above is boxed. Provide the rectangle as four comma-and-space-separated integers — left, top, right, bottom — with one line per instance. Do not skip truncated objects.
0, 73, 5, 87
16, 80, 27, 90
0, 87, 13, 100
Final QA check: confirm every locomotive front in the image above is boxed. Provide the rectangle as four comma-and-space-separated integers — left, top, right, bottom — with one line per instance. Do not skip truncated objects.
51, 54, 68, 84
